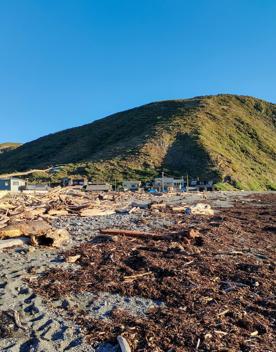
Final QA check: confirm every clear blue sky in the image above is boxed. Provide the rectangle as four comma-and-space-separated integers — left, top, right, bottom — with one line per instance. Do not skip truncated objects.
0, 0, 275, 143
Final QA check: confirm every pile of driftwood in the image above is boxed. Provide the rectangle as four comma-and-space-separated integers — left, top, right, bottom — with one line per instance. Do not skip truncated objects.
0, 187, 118, 225
0, 187, 119, 250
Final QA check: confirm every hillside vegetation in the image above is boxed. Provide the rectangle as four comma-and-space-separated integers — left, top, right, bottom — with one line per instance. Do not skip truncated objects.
0, 95, 275, 190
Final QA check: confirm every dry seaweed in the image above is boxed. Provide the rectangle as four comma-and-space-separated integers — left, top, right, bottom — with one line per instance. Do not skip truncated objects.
30, 194, 276, 351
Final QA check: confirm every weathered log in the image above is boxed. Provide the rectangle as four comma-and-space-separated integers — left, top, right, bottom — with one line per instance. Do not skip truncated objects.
12, 310, 27, 330
150, 202, 167, 210
0, 237, 30, 250
124, 272, 152, 281
80, 208, 115, 217
117, 335, 131, 352
66, 254, 81, 263
100, 228, 165, 240
30, 229, 70, 248
67, 203, 91, 211
0, 220, 51, 239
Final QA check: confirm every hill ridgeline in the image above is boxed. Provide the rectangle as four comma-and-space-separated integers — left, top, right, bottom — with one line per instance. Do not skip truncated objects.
0, 94, 275, 190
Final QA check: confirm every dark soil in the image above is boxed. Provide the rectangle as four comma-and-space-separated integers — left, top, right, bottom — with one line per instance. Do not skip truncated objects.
31, 193, 276, 351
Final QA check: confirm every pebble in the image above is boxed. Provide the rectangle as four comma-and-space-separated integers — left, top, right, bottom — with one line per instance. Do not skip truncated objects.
53, 213, 175, 244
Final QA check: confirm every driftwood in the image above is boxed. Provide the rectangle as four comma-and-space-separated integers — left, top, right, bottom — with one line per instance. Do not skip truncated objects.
171, 206, 186, 212
115, 207, 138, 214
99, 228, 165, 240
124, 272, 152, 282
30, 228, 70, 248
99, 228, 195, 242
117, 335, 131, 352
0, 186, 120, 223
189, 203, 214, 216
0, 237, 30, 250
0, 220, 51, 239
12, 310, 27, 330
80, 208, 115, 217
150, 202, 167, 210
68, 203, 91, 211
66, 254, 81, 263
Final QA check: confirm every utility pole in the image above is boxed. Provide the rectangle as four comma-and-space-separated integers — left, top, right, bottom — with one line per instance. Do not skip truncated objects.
161, 171, 165, 192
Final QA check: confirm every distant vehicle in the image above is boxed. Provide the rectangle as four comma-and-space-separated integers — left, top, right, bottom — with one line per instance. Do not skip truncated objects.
147, 188, 158, 193
118, 186, 129, 192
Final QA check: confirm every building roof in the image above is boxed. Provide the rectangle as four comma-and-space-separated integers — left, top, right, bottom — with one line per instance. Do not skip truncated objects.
0, 177, 25, 181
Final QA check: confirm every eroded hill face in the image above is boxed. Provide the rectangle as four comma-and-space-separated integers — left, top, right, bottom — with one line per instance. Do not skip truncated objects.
0, 95, 275, 190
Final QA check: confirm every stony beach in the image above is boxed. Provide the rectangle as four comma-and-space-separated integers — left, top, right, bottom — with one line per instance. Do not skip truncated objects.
0, 191, 275, 351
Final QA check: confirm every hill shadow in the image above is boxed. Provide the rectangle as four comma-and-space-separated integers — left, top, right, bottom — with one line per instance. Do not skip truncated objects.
162, 133, 221, 181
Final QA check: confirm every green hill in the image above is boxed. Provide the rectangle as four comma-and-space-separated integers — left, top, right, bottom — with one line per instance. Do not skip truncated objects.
0, 94, 275, 190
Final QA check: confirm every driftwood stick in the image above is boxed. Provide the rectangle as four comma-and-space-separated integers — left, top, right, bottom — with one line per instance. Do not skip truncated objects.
124, 271, 152, 281
100, 228, 165, 240
0, 237, 30, 250
117, 335, 131, 352
67, 203, 91, 211
12, 310, 27, 330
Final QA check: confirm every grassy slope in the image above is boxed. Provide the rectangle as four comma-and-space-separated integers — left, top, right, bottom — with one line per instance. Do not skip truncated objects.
199, 96, 276, 190
0, 143, 21, 153
0, 95, 275, 190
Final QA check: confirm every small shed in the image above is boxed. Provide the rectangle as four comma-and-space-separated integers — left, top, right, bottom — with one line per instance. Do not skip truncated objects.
0, 178, 26, 192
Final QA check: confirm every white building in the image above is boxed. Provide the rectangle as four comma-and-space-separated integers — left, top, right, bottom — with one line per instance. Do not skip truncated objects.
122, 180, 141, 191
0, 178, 26, 192
154, 177, 184, 192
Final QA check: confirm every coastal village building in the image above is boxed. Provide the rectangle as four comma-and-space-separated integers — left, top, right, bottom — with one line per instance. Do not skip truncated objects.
154, 177, 214, 192
154, 177, 184, 192
61, 178, 88, 188
60, 178, 112, 191
122, 180, 141, 191
0, 178, 26, 192
85, 182, 112, 192
188, 180, 214, 192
